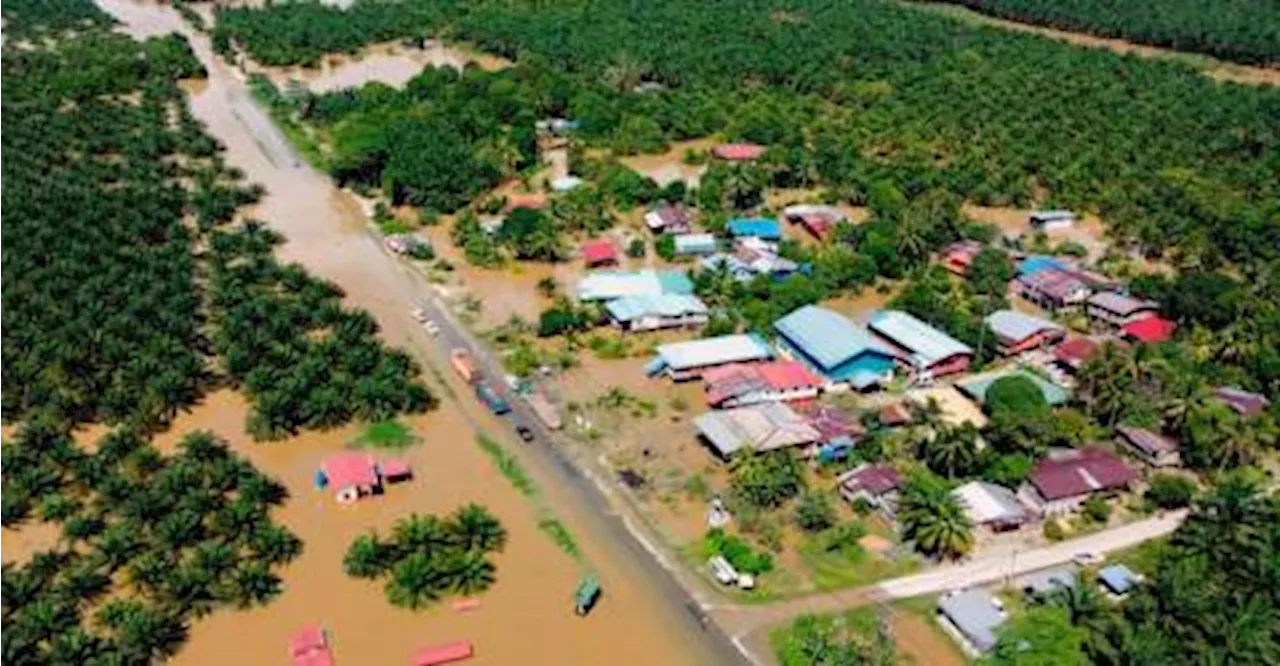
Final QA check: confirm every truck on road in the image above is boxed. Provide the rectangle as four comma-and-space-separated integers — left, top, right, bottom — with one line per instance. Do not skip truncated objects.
450, 348, 479, 383
474, 382, 511, 415
526, 393, 563, 430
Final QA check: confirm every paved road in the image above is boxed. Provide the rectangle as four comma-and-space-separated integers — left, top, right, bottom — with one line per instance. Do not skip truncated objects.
715, 509, 1186, 637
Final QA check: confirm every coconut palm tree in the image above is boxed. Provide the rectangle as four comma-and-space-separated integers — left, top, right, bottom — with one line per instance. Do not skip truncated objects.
448, 504, 508, 554
916, 424, 983, 479
898, 472, 974, 560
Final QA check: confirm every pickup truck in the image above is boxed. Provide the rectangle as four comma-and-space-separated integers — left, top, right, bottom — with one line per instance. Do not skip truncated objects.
474, 382, 511, 415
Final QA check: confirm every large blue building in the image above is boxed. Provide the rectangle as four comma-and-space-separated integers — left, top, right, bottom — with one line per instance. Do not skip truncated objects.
773, 305, 897, 389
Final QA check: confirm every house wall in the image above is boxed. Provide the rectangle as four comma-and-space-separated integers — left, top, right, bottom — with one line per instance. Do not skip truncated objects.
999, 330, 1063, 356
618, 314, 708, 332
927, 354, 972, 378
1017, 484, 1090, 517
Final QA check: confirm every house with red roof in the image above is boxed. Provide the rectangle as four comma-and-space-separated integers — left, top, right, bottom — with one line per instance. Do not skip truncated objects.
838, 464, 902, 516
711, 142, 766, 161
781, 204, 848, 240
644, 203, 692, 233
504, 192, 548, 212
581, 238, 618, 267
290, 625, 335, 666
1017, 448, 1136, 517
1115, 425, 1181, 468
703, 360, 823, 408
940, 240, 985, 276
1120, 317, 1176, 344
1053, 337, 1105, 374
413, 640, 473, 666
319, 452, 380, 503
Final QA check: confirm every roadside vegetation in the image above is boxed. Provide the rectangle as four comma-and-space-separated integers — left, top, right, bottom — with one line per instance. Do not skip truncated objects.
343, 506, 507, 609
921, 0, 1280, 65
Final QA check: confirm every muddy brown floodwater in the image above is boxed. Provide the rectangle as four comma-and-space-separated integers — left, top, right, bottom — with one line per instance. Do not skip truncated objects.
77, 2, 740, 664
253, 41, 512, 93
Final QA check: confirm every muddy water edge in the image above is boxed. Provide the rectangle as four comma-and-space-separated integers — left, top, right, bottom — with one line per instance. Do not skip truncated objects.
86, 2, 743, 664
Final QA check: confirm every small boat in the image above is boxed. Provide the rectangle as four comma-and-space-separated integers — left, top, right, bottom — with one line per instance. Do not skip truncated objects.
574, 575, 601, 616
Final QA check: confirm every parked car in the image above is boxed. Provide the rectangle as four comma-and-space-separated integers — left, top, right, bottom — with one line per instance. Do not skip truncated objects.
411, 308, 427, 322
423, 320, 440, 336
709, 556, 739, 585
1073, 551, 1104, 566
515, 425, 535, 442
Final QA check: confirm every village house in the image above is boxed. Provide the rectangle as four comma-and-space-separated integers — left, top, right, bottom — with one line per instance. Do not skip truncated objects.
1213, 386, 1271, 417
604, 294, 708, 332
956, 369, 1070, 409
674, 232, 718, 256
576, 269, 693, 301
725, 217, 783, 241
644, 333, 775, 381
318, 452, 380, 503
1115, 425, 1181, 468
868, 310, 974, 379
1086, 292, 1159, 328
984, 309, 1065, 355
838, 464, 902, 516
773, 305, 898, 390
804, 404, 865, 462
702, 360, 823, 408
1028, 209, 1076, 231
701, 237, 800, 281
1119, 316, 1176, 344
1098, 564, 1141, 597
711, 142, 766, 161
937, 589, 1007, 656
940, 240, 985, 276
503, 192, 548, 213
1053, 337, 1105, 374
953, 481, 1030, 532
693, 402, 821, 459
782, 204, 847, 240
644, 202, 692, 233
1018, 448, 1136, 517
580, 238, 618, 267
1016, 269, 1092, 311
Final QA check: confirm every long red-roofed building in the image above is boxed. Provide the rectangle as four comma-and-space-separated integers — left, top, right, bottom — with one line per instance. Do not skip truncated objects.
703, 360, 822, 408
1017, 448, 1135, 517
711, 142, 766, 161
290, 626, 336, 666
581, 238, 618, 267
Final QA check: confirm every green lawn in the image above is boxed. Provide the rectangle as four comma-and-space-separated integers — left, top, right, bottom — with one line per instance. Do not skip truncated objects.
797, 537, 922, 591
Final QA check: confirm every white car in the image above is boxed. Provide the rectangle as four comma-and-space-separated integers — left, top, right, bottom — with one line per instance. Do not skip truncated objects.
410, 308, 427, 322
736, 574, 755, 590
423, 320, 440, 336
708, 556, 739, 585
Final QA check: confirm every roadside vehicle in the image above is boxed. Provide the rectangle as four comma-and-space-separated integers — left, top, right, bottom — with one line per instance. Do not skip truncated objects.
474, 382, 511, 415
515, 424, 535, 442
450, 349, 479, 383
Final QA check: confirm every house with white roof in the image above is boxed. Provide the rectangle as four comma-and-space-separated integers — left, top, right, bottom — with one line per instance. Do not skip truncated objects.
953, 481, 1029, 532
644, 334, 774, 381
693, 402, 822, 458
868, 310, 974, 379
984, 309, 1065, 356
604, 294, 708, 332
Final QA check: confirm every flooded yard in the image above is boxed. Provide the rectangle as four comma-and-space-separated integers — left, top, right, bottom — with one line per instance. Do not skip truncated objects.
251, 41, 511, 93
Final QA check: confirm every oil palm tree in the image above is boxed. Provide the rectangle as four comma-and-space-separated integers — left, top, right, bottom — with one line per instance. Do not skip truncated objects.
343, 533, 391, 579
392, 514, 452, 554
440, 550, 497, 596
448, 504, 508, 554
917, 423, 982, 479
385, 553, 444, 610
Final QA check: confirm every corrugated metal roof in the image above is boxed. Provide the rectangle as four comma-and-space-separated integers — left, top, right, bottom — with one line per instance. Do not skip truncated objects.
1087, 291, 1157, 316
938, 590, 1006, 652
726, 218, 782, 239
1099, 564, 1139, 594
605, 294, 707, 322
956, 369, 1070, 406
693, 402, 820, 456
869, 310, 973, 368
953, 481, 1027, 526
1018, 255, 1069, 276
655, 334, 773, 371
774, 305, 886, 371
577, 269, 692, 300
674, 233, 717, 254
985, 309, 1062, 343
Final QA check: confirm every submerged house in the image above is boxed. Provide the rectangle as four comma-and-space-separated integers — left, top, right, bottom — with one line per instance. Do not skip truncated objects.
644, 202, 692, 233
581, 238, 618, 267
702, 360, 823, 408
674, 233, 719, 256
1115, 425, 1181, 468
782, 204, 847, 240
726, 217, 783, 241
940, 240, 985, 276
605, 294, 708, 332
1086, 292, 1159, 328
693, 402, 821, 458
773, 305, 898, 390
984, 310, 1065, 355
711, 142, 766, 161
645, 334, 774, 381
1017, 269, 1091, 311
318, 452, 380, 503
868, 310, 974, 379
1029, 209, 1076, 231
577, 269, 693, 301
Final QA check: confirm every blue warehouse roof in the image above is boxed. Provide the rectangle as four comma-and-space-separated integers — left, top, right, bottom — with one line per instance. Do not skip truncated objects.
726, 218, 782, 240
774, 305, 896, 382
605, 294, 708, 322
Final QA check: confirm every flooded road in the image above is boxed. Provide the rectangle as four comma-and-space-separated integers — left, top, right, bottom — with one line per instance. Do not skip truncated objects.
88, 2, 743, 664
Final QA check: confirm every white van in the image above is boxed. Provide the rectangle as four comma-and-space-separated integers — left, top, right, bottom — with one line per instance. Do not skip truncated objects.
708, 556, 739, 585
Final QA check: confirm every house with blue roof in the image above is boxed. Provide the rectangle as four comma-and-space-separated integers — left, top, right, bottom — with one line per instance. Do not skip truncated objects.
726, 218, 783, 241
1017, 255, 1070, 277
773, 305, 897, 390
1098, 564, 1141, 596
938, 589, 1007, 655
868, 310, 973, 379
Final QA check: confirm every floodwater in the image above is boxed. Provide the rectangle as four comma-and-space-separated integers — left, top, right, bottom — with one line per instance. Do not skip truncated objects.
253, 41, 512, 93
617, 138, 717, 188
77, 2, 740, 664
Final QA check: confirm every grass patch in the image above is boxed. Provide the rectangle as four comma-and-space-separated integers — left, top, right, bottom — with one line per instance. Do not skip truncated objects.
351, 418, 418, 450
797, 535, 922, 591
538, 517, 581, 558
477, 434, 537, 498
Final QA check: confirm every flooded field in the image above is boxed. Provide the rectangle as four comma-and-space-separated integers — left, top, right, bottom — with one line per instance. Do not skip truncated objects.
252, 41, 512, 93
67, 2, 742, 664
617, 138, 718, 188
964, 203, 1109, 258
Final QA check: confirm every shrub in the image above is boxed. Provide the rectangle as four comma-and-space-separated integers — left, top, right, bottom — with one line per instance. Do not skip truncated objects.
655, 234, 676, 261
1145, 474, 1197, 509
1083, 495, 1112, 523
1043, 519, 1065, 541
704, 528, 774, 575
794, 492, 836, 532
626, 238, 647, 258
823, 522, 868, 554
